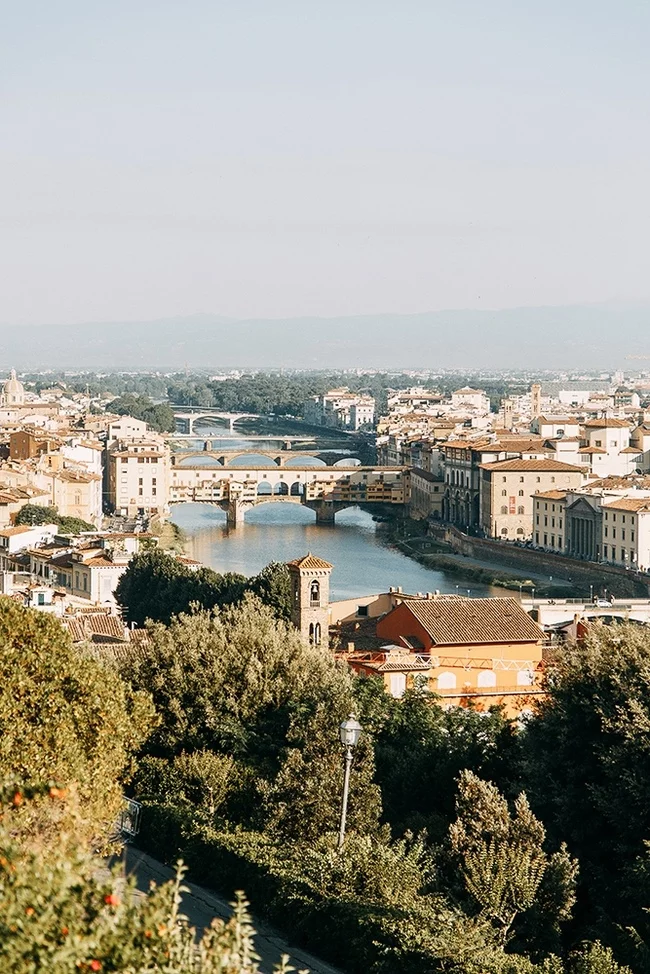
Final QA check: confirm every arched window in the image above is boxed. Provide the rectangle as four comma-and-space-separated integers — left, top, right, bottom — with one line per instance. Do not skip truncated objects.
516, 527, 524, 534
517, 506, 525, 515
477, 670, 497, 688
437, 671, 457, 690
517, 669, 534, 686
310, 580, 320, 607
518, 489, 524, 496
501, 489, 507, 496
308, 623, 314, 644
501, 527, 508, 535
501, 506, 508, 514
314, 622, 321, 645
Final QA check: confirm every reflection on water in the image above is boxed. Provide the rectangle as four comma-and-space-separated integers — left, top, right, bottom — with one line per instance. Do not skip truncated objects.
171, 502, 501, 601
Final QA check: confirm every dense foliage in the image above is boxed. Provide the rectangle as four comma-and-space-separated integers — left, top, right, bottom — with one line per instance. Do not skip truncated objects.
0, 599, 153, 839
0, 789, 294, 973
8, 575, 650, 973
115, 549, 292, 626
107, 393, 176, 432
15, 503, 96, 534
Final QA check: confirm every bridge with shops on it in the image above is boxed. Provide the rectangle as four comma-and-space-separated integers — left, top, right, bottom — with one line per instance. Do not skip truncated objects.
168, 463, 409, 526
522, 597, 650, 629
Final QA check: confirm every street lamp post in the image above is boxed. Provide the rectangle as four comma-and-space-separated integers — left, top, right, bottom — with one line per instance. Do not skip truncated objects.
338, 715, 362, 851
590, 584, 593, 602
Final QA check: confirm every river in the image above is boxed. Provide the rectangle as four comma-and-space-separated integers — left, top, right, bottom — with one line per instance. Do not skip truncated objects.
170, 503, 501, 600
170, 419, 500, 599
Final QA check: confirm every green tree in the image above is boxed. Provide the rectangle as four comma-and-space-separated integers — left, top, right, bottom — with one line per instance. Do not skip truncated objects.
120, 596, 381, 838
359, 683, 520, 842
449, 771, 577, 948
0, 792, 296, 973
14, 504, 95, 534
114, 548, 247, 626
246, 561, 292, 621
0, 599, 153, 838
523, 624, 650, 946
108, 394, 175, 432
14, 504, 59, 526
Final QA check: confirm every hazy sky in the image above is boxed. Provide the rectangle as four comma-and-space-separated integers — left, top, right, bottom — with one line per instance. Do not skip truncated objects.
2, 1, 649, 325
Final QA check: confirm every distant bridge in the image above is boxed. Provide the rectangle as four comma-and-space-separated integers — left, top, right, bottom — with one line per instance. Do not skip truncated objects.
167, 434, 318, 448
173, 410, 262, 433
169, 464, 408, 526
522, 597, 650, 628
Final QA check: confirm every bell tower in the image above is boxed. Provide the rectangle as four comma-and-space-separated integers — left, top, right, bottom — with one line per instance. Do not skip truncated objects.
286, 552, 333, 649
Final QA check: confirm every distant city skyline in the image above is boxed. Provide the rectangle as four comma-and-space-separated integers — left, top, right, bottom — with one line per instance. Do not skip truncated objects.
2, 2, 650, 327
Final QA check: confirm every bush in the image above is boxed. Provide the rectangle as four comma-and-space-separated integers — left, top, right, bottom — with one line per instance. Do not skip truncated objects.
0, 599, 154, 839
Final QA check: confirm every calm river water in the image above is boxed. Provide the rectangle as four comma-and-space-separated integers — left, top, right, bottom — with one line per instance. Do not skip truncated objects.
170, 420, 500, 600
171, 503, 500, 600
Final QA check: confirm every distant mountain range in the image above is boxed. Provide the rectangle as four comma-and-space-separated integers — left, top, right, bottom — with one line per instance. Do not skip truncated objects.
1, 305, 648, 371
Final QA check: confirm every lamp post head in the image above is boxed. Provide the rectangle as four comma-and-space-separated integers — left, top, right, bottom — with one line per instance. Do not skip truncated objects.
339, 714, 362, 748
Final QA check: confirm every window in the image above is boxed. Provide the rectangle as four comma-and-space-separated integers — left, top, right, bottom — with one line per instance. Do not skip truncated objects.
518, 506, 525, 514
389, 673, 406, 698
502, 489, 507, 496
535, 514, 539, 525
357, 604, 369, 617
501, 527, 508, 535
501, 506, 508, 514
477, 670, 497, 688
603, 545, 608, 558
544, 533, 548, 544
310, 580, 320, 607
517, 669, 534, 687
622, 530, 626, 541
516, 527, 524, 534
551, 517, 555, 528
518, 489, 524, 496
519, 476, 524, 482
437, 672, 457, 690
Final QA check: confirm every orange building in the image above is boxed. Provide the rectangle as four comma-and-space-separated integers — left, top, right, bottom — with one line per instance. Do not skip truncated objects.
345, 595, 545, 717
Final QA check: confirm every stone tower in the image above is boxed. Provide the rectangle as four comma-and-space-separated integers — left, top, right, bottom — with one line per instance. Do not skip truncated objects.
530, 383, 542, 419
286, 552, 333, 649
502, 398, 514, 430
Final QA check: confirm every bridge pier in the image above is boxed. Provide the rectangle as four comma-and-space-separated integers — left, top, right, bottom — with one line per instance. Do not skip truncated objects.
307, 500, 337, 525
226, 499, 246, 527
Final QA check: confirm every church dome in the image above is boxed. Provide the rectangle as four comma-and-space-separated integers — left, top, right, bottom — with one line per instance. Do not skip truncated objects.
3, 369, 25, 405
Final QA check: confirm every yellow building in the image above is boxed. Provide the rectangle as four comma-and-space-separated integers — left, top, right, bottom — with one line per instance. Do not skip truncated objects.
345, 595, 545, 718
480, 458, 586, 540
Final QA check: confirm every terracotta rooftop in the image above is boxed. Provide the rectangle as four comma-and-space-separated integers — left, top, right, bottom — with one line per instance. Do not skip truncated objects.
397, 596, 544, 646
532, 490, 568, 500
480, 458, 584, 473
286, 552, 334, 571
583, 418, 630, 428
602, 497, 650, 513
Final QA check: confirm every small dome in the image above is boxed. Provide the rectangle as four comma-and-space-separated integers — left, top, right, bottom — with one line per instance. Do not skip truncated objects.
2, 369, 25, 405
4, 369, 23, 394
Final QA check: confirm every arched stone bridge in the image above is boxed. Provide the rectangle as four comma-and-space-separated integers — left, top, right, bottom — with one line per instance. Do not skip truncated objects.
173, 410, 262, 433
168, 463, 409, 526
170, 450, 362, 468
